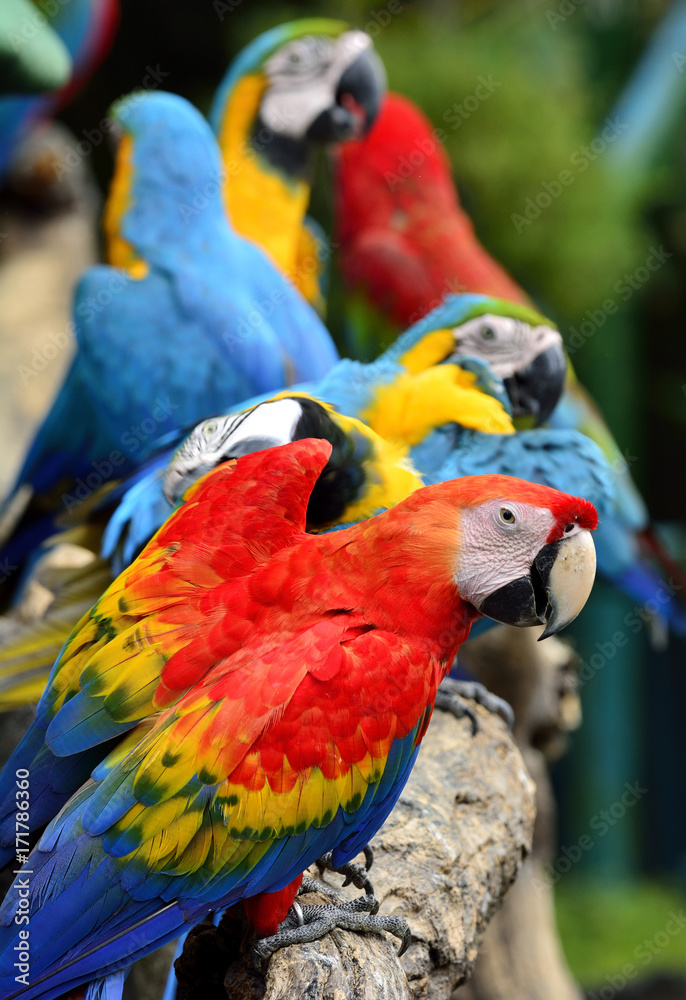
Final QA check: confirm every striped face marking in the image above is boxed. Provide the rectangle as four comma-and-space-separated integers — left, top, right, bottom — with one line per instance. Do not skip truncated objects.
164, 400, 304, 504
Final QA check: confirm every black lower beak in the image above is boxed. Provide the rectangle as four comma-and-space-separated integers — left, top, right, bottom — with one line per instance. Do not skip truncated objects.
478, 558, 551, 630
305, 48, 386, 142
502, 342, 567, 425
477, 531, 596, 638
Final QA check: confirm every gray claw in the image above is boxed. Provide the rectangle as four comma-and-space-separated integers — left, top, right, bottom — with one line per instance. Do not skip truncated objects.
363, 844, 374, 871
435, 677, 514, 732
253, 895, 410, 971
315, 851, 375, 896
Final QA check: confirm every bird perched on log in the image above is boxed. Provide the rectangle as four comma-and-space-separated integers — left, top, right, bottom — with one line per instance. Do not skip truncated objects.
334, 91, 686, 632
0, 439, 597, 1000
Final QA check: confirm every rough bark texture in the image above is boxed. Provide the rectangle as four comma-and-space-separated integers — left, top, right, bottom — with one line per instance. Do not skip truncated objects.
455, 625, 584, 1000
158, 703, 535, 1000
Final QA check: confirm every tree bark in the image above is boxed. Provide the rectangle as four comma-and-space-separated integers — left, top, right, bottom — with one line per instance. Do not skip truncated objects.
455, 625, 584, 1000
163, 703, 536, 1000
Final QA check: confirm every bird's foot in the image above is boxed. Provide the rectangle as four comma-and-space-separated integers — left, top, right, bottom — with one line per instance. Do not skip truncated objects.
435, 677, 514, 734
253, 893, 411, 970
314, 850, 374, 894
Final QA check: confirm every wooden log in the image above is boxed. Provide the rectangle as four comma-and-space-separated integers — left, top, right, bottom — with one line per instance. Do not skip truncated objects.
455, 625, 584, 1000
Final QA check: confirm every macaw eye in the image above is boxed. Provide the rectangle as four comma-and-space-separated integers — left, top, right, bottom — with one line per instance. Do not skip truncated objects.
499, 508, 516, 525
564, 522, 575, 533
480, 326, 496, 341
203, 422, 218, 436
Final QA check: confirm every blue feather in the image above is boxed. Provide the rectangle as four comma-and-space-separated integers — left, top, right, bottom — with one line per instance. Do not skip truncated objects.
0, 90, 338, 574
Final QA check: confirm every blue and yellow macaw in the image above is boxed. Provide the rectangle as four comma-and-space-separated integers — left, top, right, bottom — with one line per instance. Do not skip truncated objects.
0, 89, 339, 588
210, 19, 386, 312
0, 293, 564, 708
100, 293, 561, 569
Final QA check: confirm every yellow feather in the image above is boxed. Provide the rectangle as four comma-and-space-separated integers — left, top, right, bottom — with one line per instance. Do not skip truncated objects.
102, 134, 150, 279
292, 222, 325, 314
398, 328, 459, 374
362, 364, 515, 445
216, 73, 312, 302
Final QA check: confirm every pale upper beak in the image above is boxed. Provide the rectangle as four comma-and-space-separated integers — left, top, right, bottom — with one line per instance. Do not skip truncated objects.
477, 529, 596, 639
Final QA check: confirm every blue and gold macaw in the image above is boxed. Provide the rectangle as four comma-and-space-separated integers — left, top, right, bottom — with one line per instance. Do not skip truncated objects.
100, 293, 562, 569
0, 89, 339, 588
210, 19, 386, 312
0, 293, 570, 709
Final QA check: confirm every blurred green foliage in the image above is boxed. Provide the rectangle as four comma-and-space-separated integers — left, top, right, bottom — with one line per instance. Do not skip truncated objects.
556, 878, 686, 985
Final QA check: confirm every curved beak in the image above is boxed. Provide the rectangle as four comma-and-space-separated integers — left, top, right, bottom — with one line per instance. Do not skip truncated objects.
306, 44, 386, 142
503, 338, 567, 426
477, 529, 596, 638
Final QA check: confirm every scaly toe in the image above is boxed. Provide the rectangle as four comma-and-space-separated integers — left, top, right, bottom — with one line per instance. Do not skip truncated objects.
253, 896, 408, 971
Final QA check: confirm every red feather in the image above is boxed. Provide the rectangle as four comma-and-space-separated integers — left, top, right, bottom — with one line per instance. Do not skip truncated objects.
335, 92, 531, 329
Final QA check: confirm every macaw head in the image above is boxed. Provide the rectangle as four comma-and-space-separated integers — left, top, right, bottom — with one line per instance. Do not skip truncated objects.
387, 293, 567, 427
407, 473, 598, 638
164, 394, 420, 530
210, 19, 386, 158
103, 91, 224, 272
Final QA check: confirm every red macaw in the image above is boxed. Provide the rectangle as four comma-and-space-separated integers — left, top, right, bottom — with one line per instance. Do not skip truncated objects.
0, 439, 597, 998
334, 91, 686, 633
334, 91, 531, 357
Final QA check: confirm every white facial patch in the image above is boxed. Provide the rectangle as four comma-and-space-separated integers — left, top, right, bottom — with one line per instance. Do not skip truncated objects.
449, 314, 563, 379
164, 398, 304, 504
454, 499, 556, 609
260, 30, 372, 139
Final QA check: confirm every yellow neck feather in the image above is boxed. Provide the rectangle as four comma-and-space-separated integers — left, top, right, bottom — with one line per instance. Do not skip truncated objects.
362, 365, 515, 447
102, 134, 149, 280
217, 73, 314, 303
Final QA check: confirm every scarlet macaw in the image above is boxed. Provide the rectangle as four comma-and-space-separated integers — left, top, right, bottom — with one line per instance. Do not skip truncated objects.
0, 440, 597, 999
